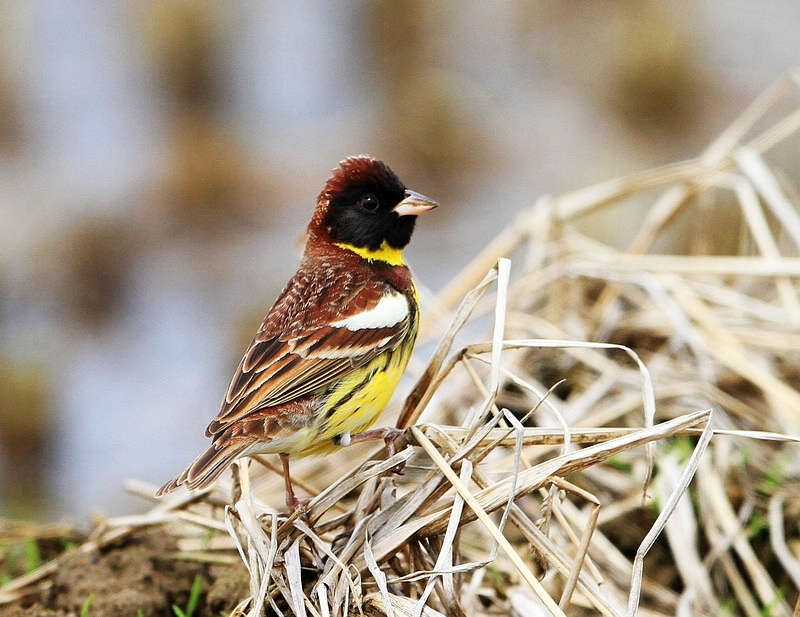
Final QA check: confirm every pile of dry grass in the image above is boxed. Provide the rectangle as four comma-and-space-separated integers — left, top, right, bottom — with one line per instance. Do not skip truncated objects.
4, 71, 800, 617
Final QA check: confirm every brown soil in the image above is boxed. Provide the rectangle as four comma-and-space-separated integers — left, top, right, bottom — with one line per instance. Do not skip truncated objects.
0, 527, 249, 617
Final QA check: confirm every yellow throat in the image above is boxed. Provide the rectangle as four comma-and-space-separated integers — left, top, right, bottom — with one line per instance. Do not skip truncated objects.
334, 240, 406, 266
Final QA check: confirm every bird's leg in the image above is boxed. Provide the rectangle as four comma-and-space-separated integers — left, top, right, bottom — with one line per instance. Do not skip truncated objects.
279, 453, 309, 512
349, 427, 406, 473
349, 426, 403, 453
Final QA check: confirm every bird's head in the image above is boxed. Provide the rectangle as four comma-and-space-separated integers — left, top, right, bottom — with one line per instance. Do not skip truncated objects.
308, 156, 437, 254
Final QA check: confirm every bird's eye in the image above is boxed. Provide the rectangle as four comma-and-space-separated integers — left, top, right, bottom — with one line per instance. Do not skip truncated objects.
360, 195, 379, 212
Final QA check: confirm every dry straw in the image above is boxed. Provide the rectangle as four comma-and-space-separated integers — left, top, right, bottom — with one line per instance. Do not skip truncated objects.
4, 71, 800, 616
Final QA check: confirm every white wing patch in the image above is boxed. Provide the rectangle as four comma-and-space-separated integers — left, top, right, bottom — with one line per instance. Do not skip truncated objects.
331, 292, 409, 331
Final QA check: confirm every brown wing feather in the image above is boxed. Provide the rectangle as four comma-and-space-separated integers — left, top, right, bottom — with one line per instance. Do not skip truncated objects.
206, 257, 411, 437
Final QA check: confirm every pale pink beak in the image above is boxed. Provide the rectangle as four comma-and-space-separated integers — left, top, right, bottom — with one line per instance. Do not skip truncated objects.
393, 190, 438, 217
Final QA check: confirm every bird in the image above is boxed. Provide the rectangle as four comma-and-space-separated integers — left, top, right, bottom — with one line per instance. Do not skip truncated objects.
156, 156, 437, 509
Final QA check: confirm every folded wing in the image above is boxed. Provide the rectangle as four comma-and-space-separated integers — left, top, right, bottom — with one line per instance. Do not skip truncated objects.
206, 266, 411, 437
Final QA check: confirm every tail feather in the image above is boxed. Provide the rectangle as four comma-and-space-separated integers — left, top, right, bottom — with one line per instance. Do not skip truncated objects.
155, 439, 253, 497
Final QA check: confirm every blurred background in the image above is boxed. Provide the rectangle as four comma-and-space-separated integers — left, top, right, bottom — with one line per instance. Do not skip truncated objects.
0, 1, 798, 522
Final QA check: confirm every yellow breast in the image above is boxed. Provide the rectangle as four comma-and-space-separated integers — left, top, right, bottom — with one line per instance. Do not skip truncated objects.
296, 338, 415, 457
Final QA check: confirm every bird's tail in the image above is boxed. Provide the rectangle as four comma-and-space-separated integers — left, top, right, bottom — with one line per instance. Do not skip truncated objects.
155, 438, 253, 497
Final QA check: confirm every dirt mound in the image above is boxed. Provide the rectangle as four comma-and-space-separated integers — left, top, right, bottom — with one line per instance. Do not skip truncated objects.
0, 527, 248, 617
